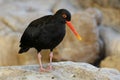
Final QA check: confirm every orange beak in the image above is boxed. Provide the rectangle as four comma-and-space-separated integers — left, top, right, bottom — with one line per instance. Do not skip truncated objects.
66, 21, 82, 41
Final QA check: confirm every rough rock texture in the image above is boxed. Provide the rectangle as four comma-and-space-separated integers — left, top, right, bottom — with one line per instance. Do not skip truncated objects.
101, 8, 120, 32
78, 0, 120, 72
85, 0, 120, 71
52, 0, 81, 14
0, 33, 19, 65
0, 0, 54, 32
100, 55, 120, 71
77, 0, 120, 9
0, 61, 120, 80
76, 0, 120, 31
99, 26, 120, 71
99, 26, 120, 56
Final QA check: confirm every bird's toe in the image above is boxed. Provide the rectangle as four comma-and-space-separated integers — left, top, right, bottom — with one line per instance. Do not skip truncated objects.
39, 68, 46, 72
46, 65, 53, 71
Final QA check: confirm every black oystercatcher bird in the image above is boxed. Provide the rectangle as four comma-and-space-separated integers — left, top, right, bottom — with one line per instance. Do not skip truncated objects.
19, 9, 82, 72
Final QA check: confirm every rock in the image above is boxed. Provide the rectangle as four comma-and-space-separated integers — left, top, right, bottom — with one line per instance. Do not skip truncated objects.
53, 10, 100, 64
77, 0, 120, 9
0, 0, 56, 12
92, 0, 120, 9
100, 55, 120, 71
0, 33, 19, 66
101, 8, 120, 32
0, 33, 39, 66
52, 0, 81, 14
99, 26, 120, 71
85, 8, 103, 26
74, 0, 120, 32
0, 61, 120, 80
99, 26, 120, 56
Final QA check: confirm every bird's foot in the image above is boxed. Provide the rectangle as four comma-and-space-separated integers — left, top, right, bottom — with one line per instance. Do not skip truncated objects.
39, 67, 46, 72
46, 65, 53, 71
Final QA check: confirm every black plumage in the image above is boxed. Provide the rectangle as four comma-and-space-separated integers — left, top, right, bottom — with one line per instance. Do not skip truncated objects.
19, 10, 70, 53
18, 9, 81, 71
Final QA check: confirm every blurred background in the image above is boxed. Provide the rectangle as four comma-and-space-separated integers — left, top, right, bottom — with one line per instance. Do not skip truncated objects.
0, 0, 120, 71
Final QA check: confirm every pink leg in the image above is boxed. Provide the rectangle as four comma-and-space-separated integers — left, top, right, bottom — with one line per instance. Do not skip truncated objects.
47, 52, 53, 70
37, 52, 46, 72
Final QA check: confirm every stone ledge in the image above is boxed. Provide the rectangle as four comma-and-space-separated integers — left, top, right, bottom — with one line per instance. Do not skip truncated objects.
0, 61, 120, 80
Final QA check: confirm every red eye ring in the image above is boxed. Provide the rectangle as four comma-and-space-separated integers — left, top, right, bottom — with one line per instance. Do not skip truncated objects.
62, 14, 67, 18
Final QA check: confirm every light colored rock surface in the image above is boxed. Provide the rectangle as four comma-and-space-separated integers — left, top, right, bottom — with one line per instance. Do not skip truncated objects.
52, 0, 81, 14
54, 10, 100, 63
101, 8, 120, 32
99, 26, 120, 56
100, 55, 120, 71
0, 33, 39, 66
85, 8, 103, 26
0, 61, 120, 80
77, 0, 120, 8
0, 33, 19, 65
99, 26, 120, 71
0, 0, 54, 32
76, 0, 120, 32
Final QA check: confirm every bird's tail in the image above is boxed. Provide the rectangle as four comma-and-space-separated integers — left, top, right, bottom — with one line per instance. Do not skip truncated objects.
18, 47, 29, 54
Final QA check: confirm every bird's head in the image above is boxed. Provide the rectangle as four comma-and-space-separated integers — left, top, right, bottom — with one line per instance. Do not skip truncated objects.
55, 9, 82, 41
55, 9, 71, 21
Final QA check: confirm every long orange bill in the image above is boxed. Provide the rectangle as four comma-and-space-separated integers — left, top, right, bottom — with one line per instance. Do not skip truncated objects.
66, 21, 82, 41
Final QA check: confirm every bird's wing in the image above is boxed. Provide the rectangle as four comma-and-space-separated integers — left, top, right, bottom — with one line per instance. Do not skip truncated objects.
20, 15, 53, 46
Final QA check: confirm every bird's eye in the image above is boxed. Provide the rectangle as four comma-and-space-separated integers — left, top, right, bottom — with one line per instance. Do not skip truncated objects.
62, 14, 67, 18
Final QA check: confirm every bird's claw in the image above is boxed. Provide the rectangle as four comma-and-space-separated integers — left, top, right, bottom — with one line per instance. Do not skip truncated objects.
46, 65, 53, 71
39, 68, 46, 72
39, 66, 53, 72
